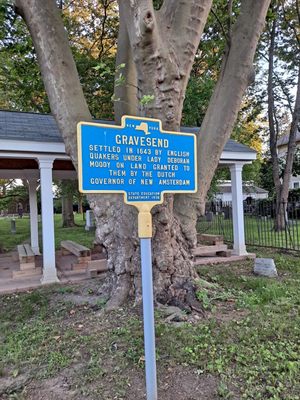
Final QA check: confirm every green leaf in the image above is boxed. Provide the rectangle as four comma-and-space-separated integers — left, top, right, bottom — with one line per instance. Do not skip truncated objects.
140, 94, 155, 106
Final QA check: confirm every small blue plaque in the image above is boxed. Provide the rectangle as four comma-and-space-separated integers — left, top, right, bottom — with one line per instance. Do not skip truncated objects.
77, 115, 197, 204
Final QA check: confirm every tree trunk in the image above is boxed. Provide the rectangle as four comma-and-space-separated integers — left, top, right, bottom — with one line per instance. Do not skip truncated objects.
62, 193, 75, 227
275, 199, 287, 233
108, 0, 213, 308
268, 11, 300, 231
268, 16, 284, 230
280, 66, 300, 204
78, 193, 83, 215
60, 180, 76, 227
16, 0, 270, 309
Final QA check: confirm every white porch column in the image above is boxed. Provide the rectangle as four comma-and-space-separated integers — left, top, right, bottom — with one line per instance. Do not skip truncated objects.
28, 179, 40, 255
38, 157, 59, 284
230, 163, 247, 256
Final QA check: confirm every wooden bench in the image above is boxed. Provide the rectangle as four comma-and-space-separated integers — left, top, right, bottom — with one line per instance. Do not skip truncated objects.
61, 240, 91, 270
86, 259, 109, 278
13, 244, 41, 279
193, 244, 228, 257
197, 234, 224, 246
17, 244, 36, 270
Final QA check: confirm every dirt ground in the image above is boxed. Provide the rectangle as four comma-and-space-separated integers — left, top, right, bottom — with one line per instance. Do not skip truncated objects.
14, 367, 222, 400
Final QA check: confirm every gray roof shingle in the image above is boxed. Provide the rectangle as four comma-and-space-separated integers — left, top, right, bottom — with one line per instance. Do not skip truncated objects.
0, 110, 256, 154
0, 110, 63, 143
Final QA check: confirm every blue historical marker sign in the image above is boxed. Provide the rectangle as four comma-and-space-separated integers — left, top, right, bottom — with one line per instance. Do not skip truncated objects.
77, 115, 197, 204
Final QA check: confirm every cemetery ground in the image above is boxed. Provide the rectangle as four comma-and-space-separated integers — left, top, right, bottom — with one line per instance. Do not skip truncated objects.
0, 219, 300, 399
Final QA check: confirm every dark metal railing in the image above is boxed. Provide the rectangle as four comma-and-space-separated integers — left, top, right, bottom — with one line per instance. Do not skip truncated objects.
197, 198, 300, 252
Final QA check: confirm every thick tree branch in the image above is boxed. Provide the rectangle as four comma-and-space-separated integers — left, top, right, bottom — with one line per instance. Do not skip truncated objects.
196, 0, 271, 211
160, 0, 213, 71
118, 0, 158, 49
14, 0, 92, 165
258, 49, 295, 114
117, 0, 161, 107
227, 0, 233, 44
281, 66, 300, 201
268, 16, 282, 199
114, 5, 138, 122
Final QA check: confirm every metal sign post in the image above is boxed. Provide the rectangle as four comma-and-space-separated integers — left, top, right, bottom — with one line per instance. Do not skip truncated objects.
138, 207, 157, 399
140, 236, 157, 399
77, 115, 197, 400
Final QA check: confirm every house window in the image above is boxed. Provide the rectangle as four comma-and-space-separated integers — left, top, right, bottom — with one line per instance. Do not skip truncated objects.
293, 182, 300, 189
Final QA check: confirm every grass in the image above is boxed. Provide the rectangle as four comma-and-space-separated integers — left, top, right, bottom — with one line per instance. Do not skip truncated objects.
198, 214, 300, 251
0, 248, 299, 399
0, 214, 95, 252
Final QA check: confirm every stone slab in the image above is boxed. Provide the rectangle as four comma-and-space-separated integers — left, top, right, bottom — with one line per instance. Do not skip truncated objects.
254, 258, 278, 278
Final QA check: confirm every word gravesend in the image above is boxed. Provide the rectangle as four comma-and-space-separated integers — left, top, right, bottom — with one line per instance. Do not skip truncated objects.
115, 134, 169, 148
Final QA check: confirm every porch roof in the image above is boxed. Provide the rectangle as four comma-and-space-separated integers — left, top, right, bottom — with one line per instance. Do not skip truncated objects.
0, 110, 256, 164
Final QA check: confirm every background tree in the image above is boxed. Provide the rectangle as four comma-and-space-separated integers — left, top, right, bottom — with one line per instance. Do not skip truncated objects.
56, 180, 76, 227
0, 0, 117, 117
256, 0, 300, 230
10, 0, 270, 308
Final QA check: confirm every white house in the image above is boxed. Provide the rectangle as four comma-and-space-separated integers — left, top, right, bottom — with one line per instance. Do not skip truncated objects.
215, 181, 268, 202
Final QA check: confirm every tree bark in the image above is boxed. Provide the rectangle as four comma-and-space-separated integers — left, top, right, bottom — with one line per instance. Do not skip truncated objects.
114, 13, 138, 124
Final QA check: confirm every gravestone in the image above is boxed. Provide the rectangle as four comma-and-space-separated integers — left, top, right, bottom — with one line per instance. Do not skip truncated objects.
11, 219, 16, 234
205, 211, 214, 222
254, 258, 278, 278
85, 210, 95, 231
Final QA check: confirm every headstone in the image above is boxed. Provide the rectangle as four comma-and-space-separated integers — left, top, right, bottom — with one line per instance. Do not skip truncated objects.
205, 211, 213, 222
85, 210, 95, 231
11, 219, 16, 234
223, 206, 231, 219
253, 258, 278, 278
